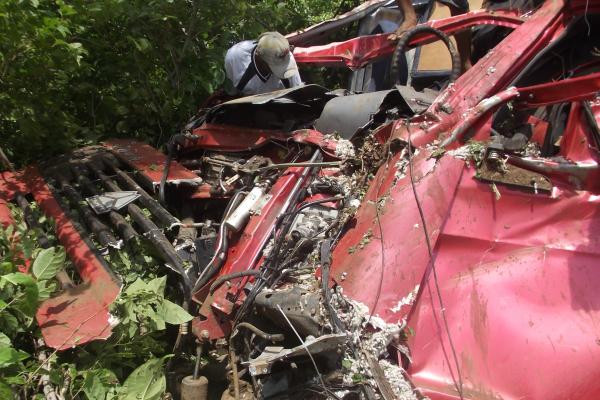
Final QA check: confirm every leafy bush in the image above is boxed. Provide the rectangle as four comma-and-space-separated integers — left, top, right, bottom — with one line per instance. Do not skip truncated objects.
0, 0, 354, 166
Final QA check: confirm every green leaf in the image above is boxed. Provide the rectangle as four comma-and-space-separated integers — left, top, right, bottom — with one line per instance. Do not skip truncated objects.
83, 373, 105, 400
0, 346, 29, 368
0, 313, 19, 338
146, 276, 166, 296
2, 273, 38, 317
2, 272, 34, 286
124, 278, 147, 295
120, 357, 167, 400
0, 381, 13, 399
32, 247, 65, 281
159, 300, 193, 325
37, 280, 57, 301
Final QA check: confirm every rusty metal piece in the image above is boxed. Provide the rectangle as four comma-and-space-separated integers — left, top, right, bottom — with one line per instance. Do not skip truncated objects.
476, 159, 552, 194
181, 375, 209, 400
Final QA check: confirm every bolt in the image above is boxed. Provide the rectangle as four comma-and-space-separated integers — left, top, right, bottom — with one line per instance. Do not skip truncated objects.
200, 330, 210, 340
487, 150, 502, 162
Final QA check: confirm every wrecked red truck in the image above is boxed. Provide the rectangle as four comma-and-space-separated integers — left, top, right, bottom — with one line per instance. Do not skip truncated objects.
2, 0, 600, 398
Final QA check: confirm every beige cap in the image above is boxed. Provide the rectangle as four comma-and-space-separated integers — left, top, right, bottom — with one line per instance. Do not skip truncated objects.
256, 32, 298, 79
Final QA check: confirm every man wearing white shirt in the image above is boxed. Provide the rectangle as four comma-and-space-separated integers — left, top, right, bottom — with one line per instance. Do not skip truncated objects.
225, 32, 303, 96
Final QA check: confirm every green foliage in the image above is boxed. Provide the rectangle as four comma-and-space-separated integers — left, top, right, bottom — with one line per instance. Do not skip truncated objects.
117, 276, 192, 337
119, 356, 169, 400
0, 207, 193, 398
0, 0, 354, 166
32, 247, 65, 281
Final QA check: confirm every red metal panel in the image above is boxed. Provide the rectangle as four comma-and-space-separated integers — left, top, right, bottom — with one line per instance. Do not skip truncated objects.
24, 167, 121, 350
292, 10, 523, 69
516, 72, 600, 109
0, 171, 25, 227
407, 167, 600, 400
391, 0, 566, 149
189, 124, 339, 155
330, 150, 465, 322
104, 139, 202, 188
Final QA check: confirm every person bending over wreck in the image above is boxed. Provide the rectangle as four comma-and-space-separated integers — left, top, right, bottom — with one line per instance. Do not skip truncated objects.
390, 0, 472, 72
225, 31, 303, 96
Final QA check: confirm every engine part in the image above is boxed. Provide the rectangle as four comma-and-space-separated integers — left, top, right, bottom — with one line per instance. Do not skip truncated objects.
225, 186, 266, 232
288, 205, 338, 240
245, 333, 347, 376
254, 286, 326, 338
181, 375, 209, 400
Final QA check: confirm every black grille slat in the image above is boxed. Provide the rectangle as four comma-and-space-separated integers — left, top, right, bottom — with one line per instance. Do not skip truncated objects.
102, 154, 179, 229
71, 165, 139, 243
51, 171, 119, 249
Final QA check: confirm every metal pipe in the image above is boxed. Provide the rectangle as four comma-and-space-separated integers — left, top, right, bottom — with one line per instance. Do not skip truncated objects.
209, 270, 262, 295
193, 342, 204, 380
440, 87, 519, 147
233, 322, 284, 342
192, 191, 245, 293
229, 345, 240, 400
256, 161, 341, 173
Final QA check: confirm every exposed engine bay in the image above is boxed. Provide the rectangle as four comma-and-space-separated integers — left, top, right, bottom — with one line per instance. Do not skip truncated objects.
2, 1, 600, 399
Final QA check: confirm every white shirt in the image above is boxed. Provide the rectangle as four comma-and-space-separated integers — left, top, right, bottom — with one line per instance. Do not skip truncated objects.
225, 40, 303, 96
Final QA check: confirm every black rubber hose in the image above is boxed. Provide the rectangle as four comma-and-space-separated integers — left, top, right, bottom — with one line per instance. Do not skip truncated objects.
233, 322, 285, 342
209, 270, 262, 294
391, 25, 461, 85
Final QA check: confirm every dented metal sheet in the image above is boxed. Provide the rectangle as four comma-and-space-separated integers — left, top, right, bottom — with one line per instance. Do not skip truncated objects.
104, 139, 202, 190
24, 168, 122, 350
330, 150, 465, 323
407, 166, 600, 400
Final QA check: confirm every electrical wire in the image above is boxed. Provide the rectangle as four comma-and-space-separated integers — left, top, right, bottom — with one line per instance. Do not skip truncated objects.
405, 120, 464, 400
366, 139, 392, 325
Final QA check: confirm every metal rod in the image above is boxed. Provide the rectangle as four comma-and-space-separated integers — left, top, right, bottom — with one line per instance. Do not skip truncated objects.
257, 161, 341, 173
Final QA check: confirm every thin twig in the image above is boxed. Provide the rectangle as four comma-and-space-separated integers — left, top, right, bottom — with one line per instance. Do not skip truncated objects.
25, 309, 107, 384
